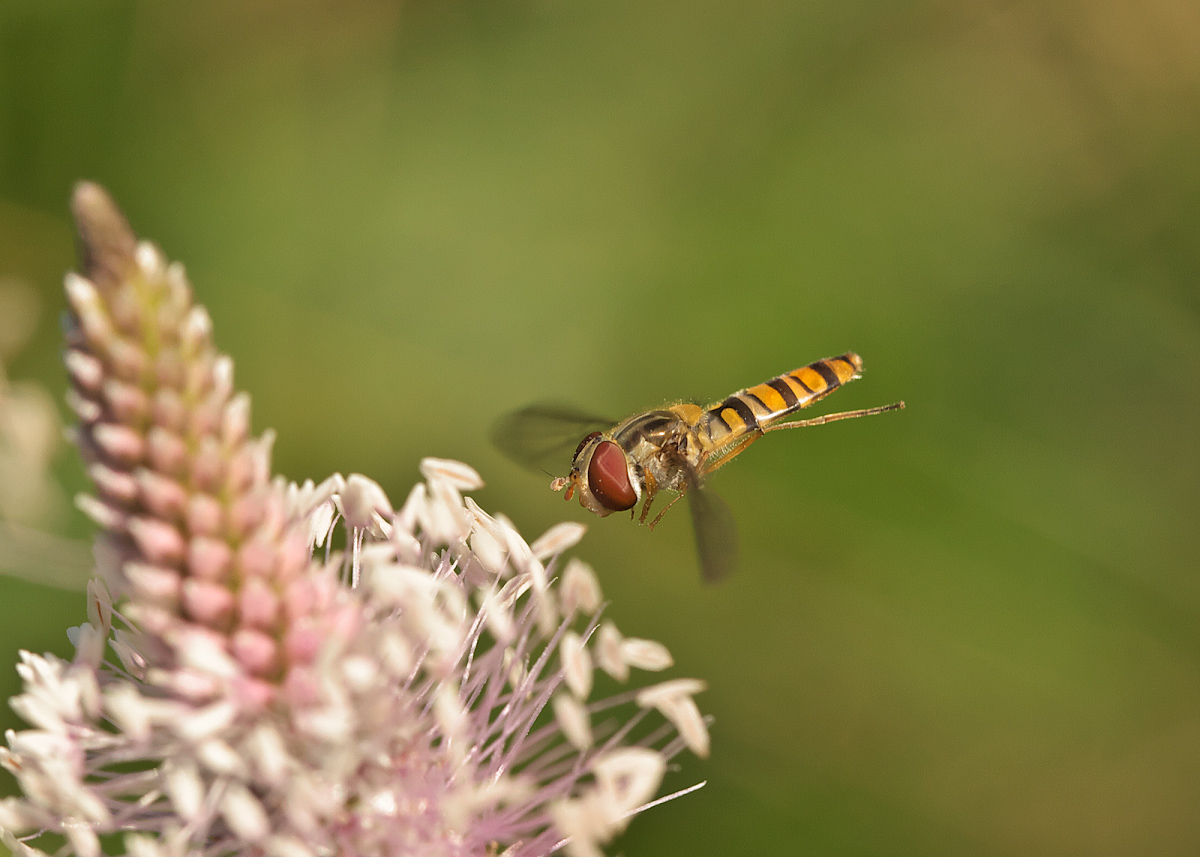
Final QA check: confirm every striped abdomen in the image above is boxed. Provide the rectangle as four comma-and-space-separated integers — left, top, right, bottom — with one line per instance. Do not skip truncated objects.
702, 352, 863, 447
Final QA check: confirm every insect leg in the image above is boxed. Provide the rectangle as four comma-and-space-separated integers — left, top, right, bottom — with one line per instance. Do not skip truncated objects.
638, 471, 659, 523
648, 486, 688, 530
761, 401, 905, 433
701, 431, 764, 476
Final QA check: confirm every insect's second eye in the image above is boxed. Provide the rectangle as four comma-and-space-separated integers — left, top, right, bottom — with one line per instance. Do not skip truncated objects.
587, 441, 637, 512
573, 431, 602, 462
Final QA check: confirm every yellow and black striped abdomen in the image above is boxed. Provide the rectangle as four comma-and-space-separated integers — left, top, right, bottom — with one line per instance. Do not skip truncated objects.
703, 352, 863, 446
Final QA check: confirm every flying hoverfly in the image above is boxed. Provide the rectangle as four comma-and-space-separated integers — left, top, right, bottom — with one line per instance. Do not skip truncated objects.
493, 352, 903, 582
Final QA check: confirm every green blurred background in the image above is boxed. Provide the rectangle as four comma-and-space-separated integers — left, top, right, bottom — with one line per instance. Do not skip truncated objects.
2, 1, 1199, 854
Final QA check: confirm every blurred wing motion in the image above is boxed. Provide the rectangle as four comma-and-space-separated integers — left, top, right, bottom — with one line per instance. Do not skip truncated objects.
688, 482, 739, 583
491, 403, 615, 473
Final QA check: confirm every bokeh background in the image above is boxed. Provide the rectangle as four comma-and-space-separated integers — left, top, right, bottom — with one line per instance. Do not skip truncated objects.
2, 1, 1199, 854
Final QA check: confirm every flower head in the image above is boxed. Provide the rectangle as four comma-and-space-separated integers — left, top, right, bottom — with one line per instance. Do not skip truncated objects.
0, 184, 709, 857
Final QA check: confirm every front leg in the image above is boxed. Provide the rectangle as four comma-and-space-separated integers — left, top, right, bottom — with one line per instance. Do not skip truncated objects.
637, 470, 659, 523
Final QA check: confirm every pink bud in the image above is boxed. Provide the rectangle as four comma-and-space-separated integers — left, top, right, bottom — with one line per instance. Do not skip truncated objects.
108, 338, 147, 382
236, 539, 275, 578
283, 621, 322, 664
190, 439, 225, 493
154, 347, 185, 389
124, 563, 182, 605
184, 358, 213, 399
228, 493, 265, 539
182, 579, 235, 627
282, 666, 321, 707
186, 492, 224, 537
275, 530, 309, 581
188, 537, 232, 581
283, 578, 316, 622
64, 349, 104, 391
128, 517, 186, 565
92, 423, 145, 464
88, 462, 139, 504
189, 396, 221, 440
104, 379, 150, 423
76, 493, 128, 531
152, 388, 188, 432
136, 468, 189, 519
232, 629, 279, 676
231, 676, 276, 713
225, 448, 256, 495
66, 389, 103, 423
238, 578, 280, 629
221, 393, 251, 446
146, 427, 188, 476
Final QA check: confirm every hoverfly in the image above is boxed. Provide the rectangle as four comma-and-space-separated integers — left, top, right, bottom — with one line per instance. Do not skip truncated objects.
493, 352, 903, 582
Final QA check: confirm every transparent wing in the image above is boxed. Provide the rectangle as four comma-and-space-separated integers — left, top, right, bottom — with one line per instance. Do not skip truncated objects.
491, 402, 616, 474
687, 481, 739, 584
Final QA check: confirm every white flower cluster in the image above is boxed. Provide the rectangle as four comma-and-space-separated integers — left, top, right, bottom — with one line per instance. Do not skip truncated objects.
1, 461, 709, 857
0, 184, 710, 857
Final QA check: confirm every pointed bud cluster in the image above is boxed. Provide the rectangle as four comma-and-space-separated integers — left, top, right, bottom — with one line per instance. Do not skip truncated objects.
0, 185, 710, 857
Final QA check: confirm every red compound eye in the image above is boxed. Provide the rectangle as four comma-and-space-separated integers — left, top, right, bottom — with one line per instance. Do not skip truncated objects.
586, 440, 637, 512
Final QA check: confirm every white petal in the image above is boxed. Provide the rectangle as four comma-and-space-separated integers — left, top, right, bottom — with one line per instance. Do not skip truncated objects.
553, 693, 592, 750
245, 724, 291, 788
478, 586, 515, 643
419, 457, 484, 491
469, 526, 507, 576
105, 683, 152, 743
549, 799, 607, 857
341, 654, 379, 691
660, 694, 710, 758
635, 681, 710, 759
592, 747, 667, 816
172, 700, 238, 743
0, 798, 51, 834
220, 781, 270, 843
124, 833, 165, 857
264, 835, 315, 857
560, 632, 593, 700
634, 678, 707, 708
620, 638, 673, 672
308, 499, 336, 548
529, 521, 587, 560
63, 818, 101, 857
595, 622, 628, 682
196, 738, 248, 778
340, 474, 393, 528
560, 558, 602, 616
433, 683, 466, 739
163, 759, 205, 822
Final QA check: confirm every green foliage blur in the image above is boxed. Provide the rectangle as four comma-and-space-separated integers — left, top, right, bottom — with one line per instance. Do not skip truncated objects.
2, 1, 1198, 854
